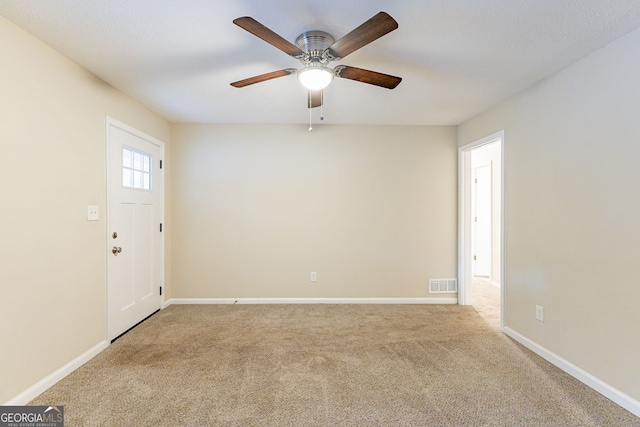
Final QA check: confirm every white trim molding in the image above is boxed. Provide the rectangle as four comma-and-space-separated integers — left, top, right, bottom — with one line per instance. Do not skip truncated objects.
165, 297, 458, 306
504, 326, 640, 418
4, 341, 109, 406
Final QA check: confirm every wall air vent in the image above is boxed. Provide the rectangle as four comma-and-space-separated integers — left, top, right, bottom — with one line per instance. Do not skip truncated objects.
429, 278, 458, 293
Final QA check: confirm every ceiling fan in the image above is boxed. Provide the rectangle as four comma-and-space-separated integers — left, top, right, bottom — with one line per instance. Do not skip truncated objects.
230, 12, 402, 109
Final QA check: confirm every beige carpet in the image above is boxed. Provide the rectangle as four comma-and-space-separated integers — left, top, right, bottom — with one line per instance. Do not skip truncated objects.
31, 283, 640, 426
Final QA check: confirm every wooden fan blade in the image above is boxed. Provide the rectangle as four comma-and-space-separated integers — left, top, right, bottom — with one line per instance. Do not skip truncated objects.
233, 17, 305, 58
308, 90, 322, 108
326, 12, 398, 60
334, 65, 402, 89
230, 68, 297, 88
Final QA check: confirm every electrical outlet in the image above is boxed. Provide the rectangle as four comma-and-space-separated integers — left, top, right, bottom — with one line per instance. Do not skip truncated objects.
310, 272, 317, 282
536, 305, 544, 322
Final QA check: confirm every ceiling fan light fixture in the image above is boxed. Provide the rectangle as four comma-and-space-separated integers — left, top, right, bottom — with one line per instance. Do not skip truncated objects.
298, 66, 333, 91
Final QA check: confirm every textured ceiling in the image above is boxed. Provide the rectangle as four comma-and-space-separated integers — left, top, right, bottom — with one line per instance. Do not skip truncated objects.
2, 1, 640, 125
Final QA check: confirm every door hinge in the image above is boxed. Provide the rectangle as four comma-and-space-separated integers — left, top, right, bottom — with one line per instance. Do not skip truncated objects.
474, 255, 477, 261
160, 223, 163, 232
159, 286, 163, 296
160, 160, 163, 169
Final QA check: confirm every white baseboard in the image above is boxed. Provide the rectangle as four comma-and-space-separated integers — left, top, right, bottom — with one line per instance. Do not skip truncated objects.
165, 297, 458, 306
503, 326, 640, 418
4, 340, 109, 406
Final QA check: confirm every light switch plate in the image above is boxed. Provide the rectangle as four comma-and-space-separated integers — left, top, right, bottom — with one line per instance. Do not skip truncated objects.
87, 205, 99, 221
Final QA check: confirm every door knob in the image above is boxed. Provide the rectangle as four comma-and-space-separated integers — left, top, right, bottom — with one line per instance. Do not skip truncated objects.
112, 246, 123, 255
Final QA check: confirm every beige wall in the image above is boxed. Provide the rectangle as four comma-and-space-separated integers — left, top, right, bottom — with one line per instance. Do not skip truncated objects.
170, 124, 457, 299
0, 16, 170, 402
459, 27, 640, 401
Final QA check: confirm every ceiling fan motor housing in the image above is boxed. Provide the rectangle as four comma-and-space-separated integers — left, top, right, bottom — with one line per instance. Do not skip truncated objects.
295, 31, 335, 65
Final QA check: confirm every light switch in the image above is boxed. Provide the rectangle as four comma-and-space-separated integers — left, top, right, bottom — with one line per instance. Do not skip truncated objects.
87, 205, 99, 221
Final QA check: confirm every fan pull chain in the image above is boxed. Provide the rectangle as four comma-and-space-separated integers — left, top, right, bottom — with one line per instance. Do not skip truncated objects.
309, 105, 313, 131
320, 90, 324, 121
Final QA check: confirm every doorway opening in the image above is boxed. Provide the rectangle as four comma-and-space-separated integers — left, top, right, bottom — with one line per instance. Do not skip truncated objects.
458, 131, 504, 328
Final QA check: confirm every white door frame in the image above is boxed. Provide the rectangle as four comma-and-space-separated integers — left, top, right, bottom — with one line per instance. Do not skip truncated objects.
105, 116, 165, 339
458, 131, 505, 327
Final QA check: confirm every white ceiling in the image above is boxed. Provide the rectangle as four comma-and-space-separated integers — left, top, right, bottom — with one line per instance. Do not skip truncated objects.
2, 1, 640, 125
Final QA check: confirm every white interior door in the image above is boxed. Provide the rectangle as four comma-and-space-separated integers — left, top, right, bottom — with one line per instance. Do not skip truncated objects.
472, 165, 491, 277
107, 118, 163, 340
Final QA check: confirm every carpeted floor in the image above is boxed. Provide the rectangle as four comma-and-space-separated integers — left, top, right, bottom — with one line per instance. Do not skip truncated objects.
31, 282, 640, 426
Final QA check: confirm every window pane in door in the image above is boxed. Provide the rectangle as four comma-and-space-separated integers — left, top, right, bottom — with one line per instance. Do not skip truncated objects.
123, 168, 132, 188
133, 152, 142, 170
133, 170, 142, 189
122, 148, 132, 168
122, 146, 153, 191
